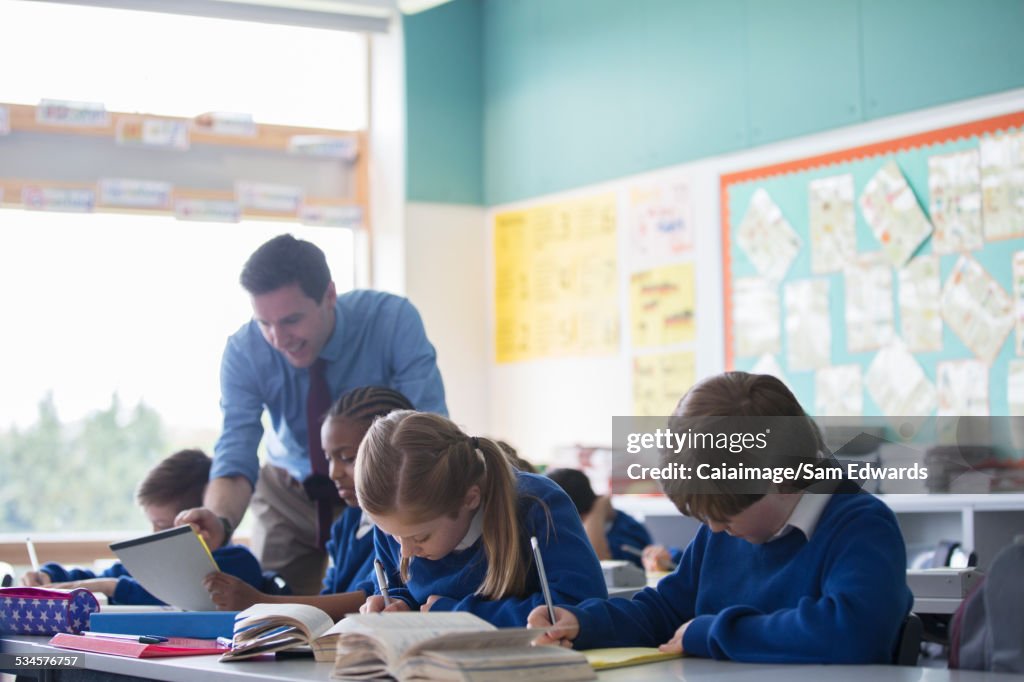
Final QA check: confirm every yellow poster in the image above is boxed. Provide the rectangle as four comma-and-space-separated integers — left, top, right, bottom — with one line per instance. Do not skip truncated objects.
629, 263, 696, 348
633, 351, 696, 416
494, 194, 618, 363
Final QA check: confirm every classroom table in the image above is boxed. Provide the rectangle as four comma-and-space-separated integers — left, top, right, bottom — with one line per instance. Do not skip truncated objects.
2, 634, 1020, 682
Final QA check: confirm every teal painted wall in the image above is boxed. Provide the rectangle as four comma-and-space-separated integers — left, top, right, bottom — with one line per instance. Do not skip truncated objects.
404, 0, 483, 204
404, 0, 1024, 206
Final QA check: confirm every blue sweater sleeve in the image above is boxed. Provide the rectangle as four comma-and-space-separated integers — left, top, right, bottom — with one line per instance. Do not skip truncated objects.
569, 528, 707, 649
372, 528, 421, 610
387, 298, 447, 417
680, 506, 910, 663
427, 483, 608, 627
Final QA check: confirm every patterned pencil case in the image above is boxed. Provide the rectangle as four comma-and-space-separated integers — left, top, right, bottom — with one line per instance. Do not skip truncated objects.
0, 586, 100, 635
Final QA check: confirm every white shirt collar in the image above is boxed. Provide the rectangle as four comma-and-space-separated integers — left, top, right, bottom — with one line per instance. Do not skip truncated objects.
356, 510, 375, 539
454, 507, 484, 551
771, 492, 831, 541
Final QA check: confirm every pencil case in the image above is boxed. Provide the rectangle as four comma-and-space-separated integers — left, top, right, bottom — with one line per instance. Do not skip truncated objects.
0, 586, 100, 635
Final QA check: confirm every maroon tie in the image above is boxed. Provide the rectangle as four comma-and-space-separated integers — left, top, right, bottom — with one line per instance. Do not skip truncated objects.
306, 357, 334, 548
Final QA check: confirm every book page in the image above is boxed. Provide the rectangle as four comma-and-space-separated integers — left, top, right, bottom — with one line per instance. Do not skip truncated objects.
234, 602, 334, 641
332, 612, 496, 667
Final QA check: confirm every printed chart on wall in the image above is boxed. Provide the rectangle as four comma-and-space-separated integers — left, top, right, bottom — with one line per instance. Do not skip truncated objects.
493, 194, 619, 363
721, 111, 1024, 425
627, 174, 697, 415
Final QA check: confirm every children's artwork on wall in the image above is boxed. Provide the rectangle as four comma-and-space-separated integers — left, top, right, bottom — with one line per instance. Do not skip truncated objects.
980, 131, 1024, 241
627, 177, 693, 265
632, 351, 695, 416
628, 263, 695, 348
929, 150, 983, 254
859, 161, 934, 268
21, 186, 94, 213
1013, 250, 1024, 355
99, 178, 173, 209
174, 198, 241, 223
898, 255, 943, 353
732, 277, 779, 357
1009, 360, 1024, 416
866, 341, 937, 417
809, 174, 856, 274
844, 252, 894, 353
784, 278, 830, 371
736, 188, 801, 281
116, 117, 190, 150
722, 110, 1024, 417
941, 254, 1013, 365
937, 359, 989, 416
815, 364, 863, 417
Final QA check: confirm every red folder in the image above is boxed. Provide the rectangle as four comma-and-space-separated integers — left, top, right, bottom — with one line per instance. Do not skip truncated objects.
49, 633, 228, 658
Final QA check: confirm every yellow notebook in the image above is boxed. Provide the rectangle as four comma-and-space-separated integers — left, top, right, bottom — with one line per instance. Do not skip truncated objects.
583, 647, 681, 670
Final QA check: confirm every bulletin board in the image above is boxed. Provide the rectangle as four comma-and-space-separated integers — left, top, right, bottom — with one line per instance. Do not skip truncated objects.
721, 110, 1024, 418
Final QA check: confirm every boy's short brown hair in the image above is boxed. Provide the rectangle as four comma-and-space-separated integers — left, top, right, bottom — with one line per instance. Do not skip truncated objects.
660, 372, 825, 523
134, 448, 211, 511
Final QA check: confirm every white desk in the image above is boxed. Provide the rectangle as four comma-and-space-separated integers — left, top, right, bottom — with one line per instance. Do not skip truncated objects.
3, 634, 1021, 681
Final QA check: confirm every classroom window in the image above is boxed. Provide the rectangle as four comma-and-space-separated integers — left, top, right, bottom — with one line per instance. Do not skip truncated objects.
0, 0, 366, 535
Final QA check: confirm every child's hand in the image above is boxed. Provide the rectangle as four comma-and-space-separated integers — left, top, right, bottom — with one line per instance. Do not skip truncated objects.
642, 545, 674, 573
174, 508, 224, 549
420, 595, 443, 612
48, 578, 118, 597
204, 572, 263, 611
21, 570, 52, 586
527, 606, 579, 647
658, 620, 692, 654
360, 596, 411, 613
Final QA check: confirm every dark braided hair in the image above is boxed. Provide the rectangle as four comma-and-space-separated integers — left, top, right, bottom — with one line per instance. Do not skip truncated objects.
326, 386, 414, 423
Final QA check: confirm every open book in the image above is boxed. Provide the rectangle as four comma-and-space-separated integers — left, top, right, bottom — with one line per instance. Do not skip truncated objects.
221, 603, 343, 662
330, 612, 595, 681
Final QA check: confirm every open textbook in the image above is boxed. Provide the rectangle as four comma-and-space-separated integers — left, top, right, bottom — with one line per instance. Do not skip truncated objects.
222, 603, 342, 662
109, 525, 219, 611
330, 612, 595, 681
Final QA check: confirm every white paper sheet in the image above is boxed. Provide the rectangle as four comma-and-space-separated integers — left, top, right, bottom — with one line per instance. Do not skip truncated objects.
980, 131, 1024, 241
929, 149, 983, 254
844, 252, 894, 353
737, 188, 801, 281
1013, 250, 1024, 355
784, 278, 831, 371
733, 277, 780, 357
1009, 360, 1024, 416
941, 255, 1013, 365
865, 341, 937, 417
898, 255, 943, 352
937, 359, 989, 416
815, 364, 863, 417
627, 177, 694, 265
809, 174, 856, 274
859, 161, 933, 267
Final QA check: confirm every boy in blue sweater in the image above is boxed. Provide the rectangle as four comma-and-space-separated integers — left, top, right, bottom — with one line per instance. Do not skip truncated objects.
531, 372, 913, 663
357, 411, 607, 627
204, 387, 412, 619
21, 449, 262, 604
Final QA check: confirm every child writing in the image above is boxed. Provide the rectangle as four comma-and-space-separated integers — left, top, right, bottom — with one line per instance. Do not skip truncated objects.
356, 411, 608, 626
21, 449, 263, 604
203, 387, 412, 619
546, 467, 657, 569
530, 372, 913, 663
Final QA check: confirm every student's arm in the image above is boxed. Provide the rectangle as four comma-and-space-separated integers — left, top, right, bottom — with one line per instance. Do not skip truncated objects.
426, 483, 609, 627
606, 509, 653, 567
388, 298, 447, 416
204, 573, 367, 621
681, 505, 911, 664
175, 476, 253, 549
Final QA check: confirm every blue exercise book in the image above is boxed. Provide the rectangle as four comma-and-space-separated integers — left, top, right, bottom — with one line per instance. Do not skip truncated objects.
88, 610, 238, 639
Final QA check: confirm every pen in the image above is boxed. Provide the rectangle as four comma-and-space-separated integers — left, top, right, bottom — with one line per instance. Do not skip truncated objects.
373, 558, 392, 607
619, 544, 644, 559
84, 632, 168, 644
530, 536, 557, 627
25, 537, 39, 573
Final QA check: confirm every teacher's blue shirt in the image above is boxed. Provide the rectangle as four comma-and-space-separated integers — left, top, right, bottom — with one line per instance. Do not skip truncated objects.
212, 289, 447, 485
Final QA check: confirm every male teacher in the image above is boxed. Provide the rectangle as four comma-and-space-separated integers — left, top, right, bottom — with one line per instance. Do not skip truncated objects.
179, 234, 447, 594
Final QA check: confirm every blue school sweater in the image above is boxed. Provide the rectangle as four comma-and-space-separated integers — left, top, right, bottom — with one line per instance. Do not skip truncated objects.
41, 545, 263, 605
373, 471, 607, 627
322, 506, 376, 595
568, 485, 913, 663
606, 509, 653, 567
